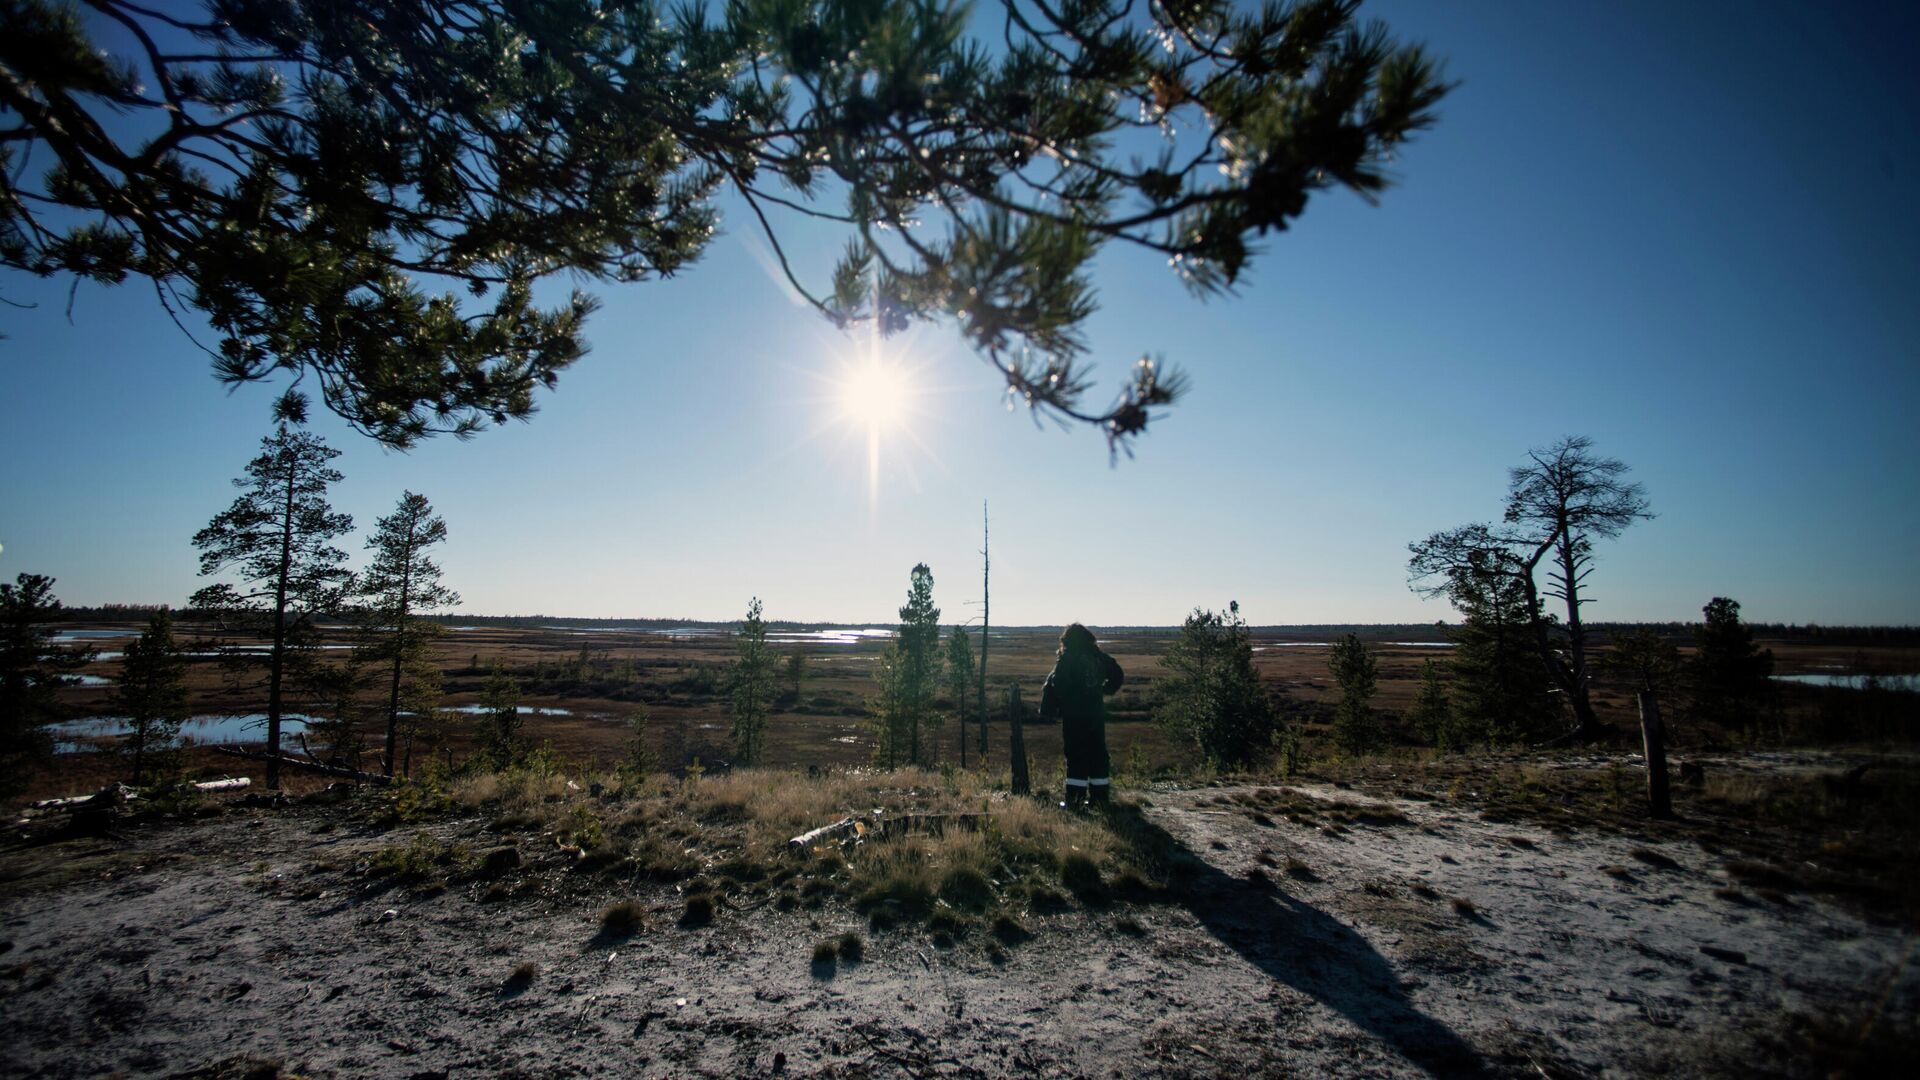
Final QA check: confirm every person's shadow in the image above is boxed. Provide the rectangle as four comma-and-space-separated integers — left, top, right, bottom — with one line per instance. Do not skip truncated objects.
1103, 803, 1487, 1077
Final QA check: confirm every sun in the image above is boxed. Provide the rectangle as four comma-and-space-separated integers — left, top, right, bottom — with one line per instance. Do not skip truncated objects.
815, 339, 937, 517
836, 353, 914, 433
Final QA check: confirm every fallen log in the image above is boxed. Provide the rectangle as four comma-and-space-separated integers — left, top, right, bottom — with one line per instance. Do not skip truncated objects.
193, 777, 252, 794
788, 812, 993, 850
788, 816, 859, 849
210, 746, 390, 786
28, 776, 252, 813
30, 784, 136, 811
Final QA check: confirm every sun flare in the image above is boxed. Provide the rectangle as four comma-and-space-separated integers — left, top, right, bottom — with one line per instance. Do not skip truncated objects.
836, 355, 914, 432
814, 340, 938, 518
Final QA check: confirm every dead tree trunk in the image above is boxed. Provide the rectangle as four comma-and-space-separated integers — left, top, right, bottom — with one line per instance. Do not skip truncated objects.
1638, 691, 1672, 820
976, 501, 990, 764
1007, 682, 1029, 796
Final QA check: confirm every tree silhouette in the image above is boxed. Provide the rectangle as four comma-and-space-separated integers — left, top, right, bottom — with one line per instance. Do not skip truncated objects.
0, 573, 92, 796
355, 491, 459, 777
1, 0, 1448, 451
1689, 597, 1773, 734
1442, 568, 1557, 747
1155, 602, 1279, 769
111, 609, 191, 784
191, 399, 353, 788
728, 597, 777, 765
1409, 437, 1651, 741
874, 563, 941, 767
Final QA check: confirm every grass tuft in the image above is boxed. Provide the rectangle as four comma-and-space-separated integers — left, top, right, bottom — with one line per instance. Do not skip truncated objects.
503, 961, 538, 991
599, 899, 646, 936
991, 914, 1031, 945
680, 893, 715, 928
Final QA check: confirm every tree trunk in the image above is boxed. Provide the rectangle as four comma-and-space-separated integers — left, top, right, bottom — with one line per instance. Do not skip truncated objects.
1515, 553, 1596, 742
1638, 691, 1672, 820
976, 502, 989, 763
1007, 682, 1029, 796
265, 455, 297, 790
1556, 530, 1600, 741
382, 529, 416, 778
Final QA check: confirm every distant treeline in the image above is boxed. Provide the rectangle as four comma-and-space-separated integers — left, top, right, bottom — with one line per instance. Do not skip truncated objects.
54, 608, 1920, 646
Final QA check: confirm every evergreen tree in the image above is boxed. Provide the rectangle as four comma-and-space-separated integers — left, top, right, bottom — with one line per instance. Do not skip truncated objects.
111, 610, 190, 784
873, 564, 942, 767
945, 628, 975, 763
1602, 629, 1682, 697
0, 573, 93, 796
784, 652, 808, 704
1410, 437, 1652, 740
1688, 598, 1774, 734
1405, 658, 1456, 751
473, 664, 525, 770
3, 0, 1448, 452
1327, 633, 1381, 754
354, 491, 459, 777
1155, 602, 1280, 770
1444, 568, 1557, 747
728, 597, 778, 765
190, 397, 353, 789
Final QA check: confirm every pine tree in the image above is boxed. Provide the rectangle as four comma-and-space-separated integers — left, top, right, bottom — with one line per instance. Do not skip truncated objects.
190, 397, 353, 789
1405, 658, 1456, 751
1688, 598, 1774, 734
728, 597, 778, 765
874, 564, 942, 767
111, 610, 190, 784
1154, 602, 1280, 770
784, 653, 808, 705
4, 1, 1449, 452
474, 664, 524, 770
355, 491, 459, 777
0, 573, 94, 796
1327, 634, 1381, 754
1445, 570, 1558, 747
945, 628, 975, 765
1410, 437, 1653, 741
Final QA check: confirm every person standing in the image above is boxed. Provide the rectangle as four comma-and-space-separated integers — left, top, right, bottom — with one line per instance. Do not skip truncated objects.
1040, 624, 1124, 808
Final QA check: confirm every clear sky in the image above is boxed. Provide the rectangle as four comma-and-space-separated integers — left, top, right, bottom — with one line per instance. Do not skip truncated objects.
2, 1, 1916, 627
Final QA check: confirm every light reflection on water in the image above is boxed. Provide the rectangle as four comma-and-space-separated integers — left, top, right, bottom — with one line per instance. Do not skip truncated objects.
1773, 673, 1918, 693
53, 712, 318, 752
445, 704, 574, 717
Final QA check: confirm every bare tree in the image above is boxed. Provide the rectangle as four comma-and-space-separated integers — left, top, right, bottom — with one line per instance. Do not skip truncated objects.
1410, 437, 1652, 741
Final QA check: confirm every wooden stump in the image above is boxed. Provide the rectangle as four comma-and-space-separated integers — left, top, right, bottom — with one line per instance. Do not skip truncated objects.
1639, 690, 1673, 820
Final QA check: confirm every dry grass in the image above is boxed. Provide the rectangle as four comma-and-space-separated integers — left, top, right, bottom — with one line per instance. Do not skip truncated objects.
598, 899, 645, 936
503, 961, 538, 991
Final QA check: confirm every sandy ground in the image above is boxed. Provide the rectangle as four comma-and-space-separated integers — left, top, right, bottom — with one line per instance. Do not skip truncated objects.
2, 777, 1913, 1079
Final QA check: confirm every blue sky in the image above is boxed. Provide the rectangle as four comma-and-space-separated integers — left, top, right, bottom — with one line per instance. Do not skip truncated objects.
2, 1, 1916, 627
